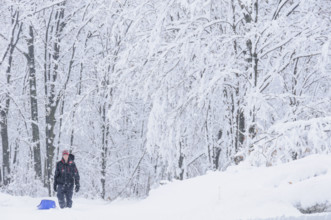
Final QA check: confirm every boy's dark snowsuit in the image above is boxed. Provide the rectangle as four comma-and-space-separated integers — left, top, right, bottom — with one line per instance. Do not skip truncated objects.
53, 154, 80, 208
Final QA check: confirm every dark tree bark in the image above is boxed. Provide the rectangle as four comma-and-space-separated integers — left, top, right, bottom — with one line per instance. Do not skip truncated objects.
100, 102, 109, 199
228, 0, 246, 154
26, 25, 42, 180
0, 10, 22, 186
0, 103, 10, 185
44, 1, 67, 196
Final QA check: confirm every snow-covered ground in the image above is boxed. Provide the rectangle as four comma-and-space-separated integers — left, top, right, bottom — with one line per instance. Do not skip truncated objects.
1, 154, 331, 220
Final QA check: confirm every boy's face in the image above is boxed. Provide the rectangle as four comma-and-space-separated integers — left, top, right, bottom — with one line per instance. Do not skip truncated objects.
63, 154, 69, 161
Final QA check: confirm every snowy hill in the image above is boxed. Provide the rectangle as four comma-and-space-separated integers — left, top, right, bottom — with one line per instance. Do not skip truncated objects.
2, 154, 331, 220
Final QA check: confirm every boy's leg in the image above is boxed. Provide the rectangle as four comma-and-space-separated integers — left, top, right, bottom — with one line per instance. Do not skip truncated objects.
57, 184, 66, 209
65, 184, 74, 208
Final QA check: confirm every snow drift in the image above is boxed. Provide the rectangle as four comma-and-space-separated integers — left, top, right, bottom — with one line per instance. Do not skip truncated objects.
1, 154, 331, 220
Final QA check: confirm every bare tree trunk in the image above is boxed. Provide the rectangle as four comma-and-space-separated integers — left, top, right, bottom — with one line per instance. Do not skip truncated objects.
26, 25, 42, 180
44, 1, 66, 196
176, 142, 185, 180
238, 0, 259, 143
42, 7, 53, 188
213, 130, 222, 170
0, 103, 10, 185
231, 0, 246, 153
0, 10, 22, 186
100, 102, 109, 199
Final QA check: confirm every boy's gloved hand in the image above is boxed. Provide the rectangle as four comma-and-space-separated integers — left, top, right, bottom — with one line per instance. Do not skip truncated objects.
75, 184, 80, 192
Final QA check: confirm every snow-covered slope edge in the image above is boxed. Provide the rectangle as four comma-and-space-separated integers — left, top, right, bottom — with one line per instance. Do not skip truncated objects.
1, 154, 331, 220
134, 153, 331, 219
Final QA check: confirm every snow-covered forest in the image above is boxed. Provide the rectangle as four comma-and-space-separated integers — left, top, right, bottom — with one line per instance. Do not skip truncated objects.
0, 0, 330, 200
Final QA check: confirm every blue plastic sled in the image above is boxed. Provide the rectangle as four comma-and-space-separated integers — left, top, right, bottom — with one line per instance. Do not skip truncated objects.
37, 199, 56, 210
